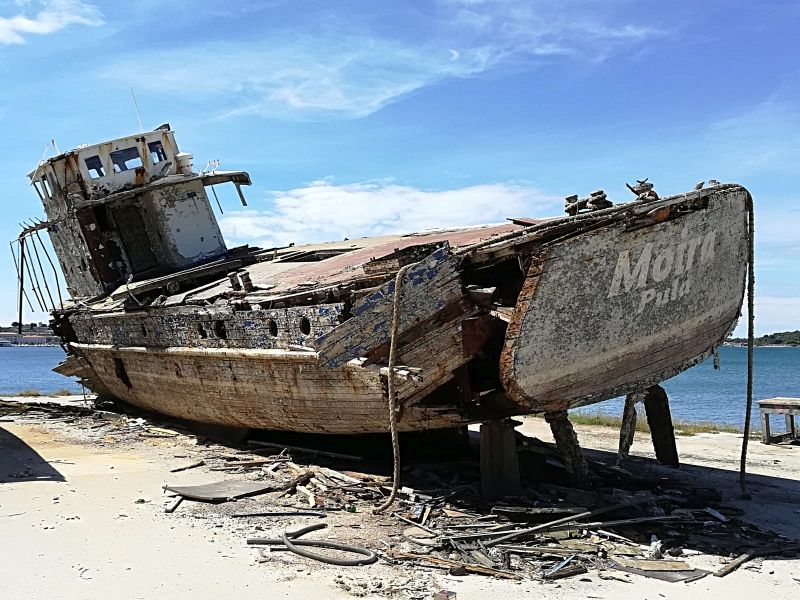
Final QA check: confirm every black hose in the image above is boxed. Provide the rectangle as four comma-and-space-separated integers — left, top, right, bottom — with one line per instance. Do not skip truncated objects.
247, 523, 378, 566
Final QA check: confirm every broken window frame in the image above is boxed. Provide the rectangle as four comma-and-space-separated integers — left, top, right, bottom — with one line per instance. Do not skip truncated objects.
84, 155, 106, 179
32, 180, 46, 202
110, 147, 144, 173
39, 177, 53, 199
147, 141, 168, 164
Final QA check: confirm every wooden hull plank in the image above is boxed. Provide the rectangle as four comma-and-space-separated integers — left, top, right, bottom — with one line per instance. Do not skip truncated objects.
313, 246, 463, 368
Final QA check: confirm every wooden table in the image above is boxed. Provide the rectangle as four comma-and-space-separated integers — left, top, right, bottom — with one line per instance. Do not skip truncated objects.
758, 398, 800, 444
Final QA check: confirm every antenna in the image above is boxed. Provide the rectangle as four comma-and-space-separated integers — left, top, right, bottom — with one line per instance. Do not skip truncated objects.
130, 87, 144, 132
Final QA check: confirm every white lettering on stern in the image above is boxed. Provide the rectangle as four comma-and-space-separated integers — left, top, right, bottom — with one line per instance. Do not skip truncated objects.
607, 229, 716, 314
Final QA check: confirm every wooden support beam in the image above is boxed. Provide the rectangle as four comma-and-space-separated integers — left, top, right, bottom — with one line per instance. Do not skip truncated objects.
617, 392, 641, 465
480, 420, 522, 499
545, 410, 589, 488
643, 385, 679, 467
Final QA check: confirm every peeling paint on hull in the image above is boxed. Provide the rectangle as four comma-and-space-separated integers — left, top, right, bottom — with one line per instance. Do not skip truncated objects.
500, 186, 749, 412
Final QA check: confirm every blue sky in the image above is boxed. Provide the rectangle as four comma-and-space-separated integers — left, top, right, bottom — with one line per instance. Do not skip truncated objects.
0, 0, 797, 335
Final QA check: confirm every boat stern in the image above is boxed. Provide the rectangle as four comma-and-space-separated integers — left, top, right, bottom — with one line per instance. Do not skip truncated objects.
499, 184, 751, 412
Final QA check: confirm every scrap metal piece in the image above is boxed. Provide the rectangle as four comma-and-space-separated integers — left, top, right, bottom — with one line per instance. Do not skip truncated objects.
162, 479, 276, 502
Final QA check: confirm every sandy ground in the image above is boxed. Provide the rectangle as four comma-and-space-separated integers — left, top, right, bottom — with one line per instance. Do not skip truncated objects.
2, 396, 800, 600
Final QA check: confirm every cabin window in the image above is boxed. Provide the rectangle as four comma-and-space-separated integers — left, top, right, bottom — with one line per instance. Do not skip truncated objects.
85, 155, 105, 178
148, 141, 168, 164
110, 147, 143, 172
40, 177, 53, 199
32, 180, 47, 201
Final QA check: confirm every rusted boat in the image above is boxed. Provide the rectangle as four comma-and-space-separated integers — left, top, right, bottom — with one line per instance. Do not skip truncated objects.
16, 125, 750, 434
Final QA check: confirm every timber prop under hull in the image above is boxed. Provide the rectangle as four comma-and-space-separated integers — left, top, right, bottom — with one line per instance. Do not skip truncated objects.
56, 184, 750, 434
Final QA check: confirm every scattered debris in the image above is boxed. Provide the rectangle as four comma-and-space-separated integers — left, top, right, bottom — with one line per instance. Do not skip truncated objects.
6, 395, 800, 596
163, 480, 277, 502
248, 523, 378, 566
165, 496, 184, 514
713, 543, 800, 578
170, 460, 205, 473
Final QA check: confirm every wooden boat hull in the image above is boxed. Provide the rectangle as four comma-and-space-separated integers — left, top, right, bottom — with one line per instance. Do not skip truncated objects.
58, 184, 750, 434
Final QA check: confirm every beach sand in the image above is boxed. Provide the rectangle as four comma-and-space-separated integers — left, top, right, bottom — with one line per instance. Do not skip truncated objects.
2, 397, 799, 599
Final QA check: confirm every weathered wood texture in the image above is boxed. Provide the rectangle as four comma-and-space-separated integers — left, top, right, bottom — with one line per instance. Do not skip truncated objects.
62, 186, 751, 435
545, 411, 589, 488
480, 421, 522, 498
617, 392, 641, 464
70, 303, 345, 351
313, 246, 463, 368
71, 343, 471, 434
643, 385, 679, 467
68, 284, 496, 434
758, 398, 800, 445
500, 186, 749, 412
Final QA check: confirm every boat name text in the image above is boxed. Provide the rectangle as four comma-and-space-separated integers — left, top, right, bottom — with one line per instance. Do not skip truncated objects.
607, 229, 716, 313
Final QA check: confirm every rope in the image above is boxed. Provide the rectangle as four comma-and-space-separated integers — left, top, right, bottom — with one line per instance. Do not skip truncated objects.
373, 262, 415, 514
739, 192, 755, 497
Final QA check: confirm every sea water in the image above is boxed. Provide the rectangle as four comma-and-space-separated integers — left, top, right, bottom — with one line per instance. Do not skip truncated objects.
573, 346, 800, 429
1, 345, 798, 429
0, 346, 81, 395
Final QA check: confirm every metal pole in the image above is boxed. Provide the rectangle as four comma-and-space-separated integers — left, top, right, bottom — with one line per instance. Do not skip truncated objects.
10, 241, 35, 313
17, 239, 25, 334
28, 231, 55, 311
34, 230, 63, 309
210, 185, 224, 214
20, 237, 46, 312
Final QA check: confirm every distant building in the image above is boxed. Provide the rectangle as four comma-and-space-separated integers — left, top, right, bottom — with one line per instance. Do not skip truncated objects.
0, 332, 60, 346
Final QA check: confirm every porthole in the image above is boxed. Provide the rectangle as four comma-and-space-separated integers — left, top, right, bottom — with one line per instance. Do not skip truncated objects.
299, 316, 311, 336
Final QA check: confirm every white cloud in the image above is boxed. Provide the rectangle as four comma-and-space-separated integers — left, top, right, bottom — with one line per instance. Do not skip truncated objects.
219, 179, 560, 248
0, 0, 102, 44
441, 0, 659, 62
102, 1, 658, 120
106, 37, 493, 120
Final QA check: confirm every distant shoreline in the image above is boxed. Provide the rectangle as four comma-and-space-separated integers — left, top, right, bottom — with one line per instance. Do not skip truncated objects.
723, 343, 798, 348
0, 344, 61, 348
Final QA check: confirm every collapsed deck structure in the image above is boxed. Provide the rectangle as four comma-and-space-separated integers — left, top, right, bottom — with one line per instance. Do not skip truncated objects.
16, 125, 751, 436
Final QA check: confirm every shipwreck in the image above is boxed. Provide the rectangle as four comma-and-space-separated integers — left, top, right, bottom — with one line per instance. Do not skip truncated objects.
15, 125, 750, 441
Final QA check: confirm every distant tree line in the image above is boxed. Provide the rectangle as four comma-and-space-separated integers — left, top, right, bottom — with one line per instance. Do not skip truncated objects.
727, 330, 800, 346
2, 322, 47, 331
